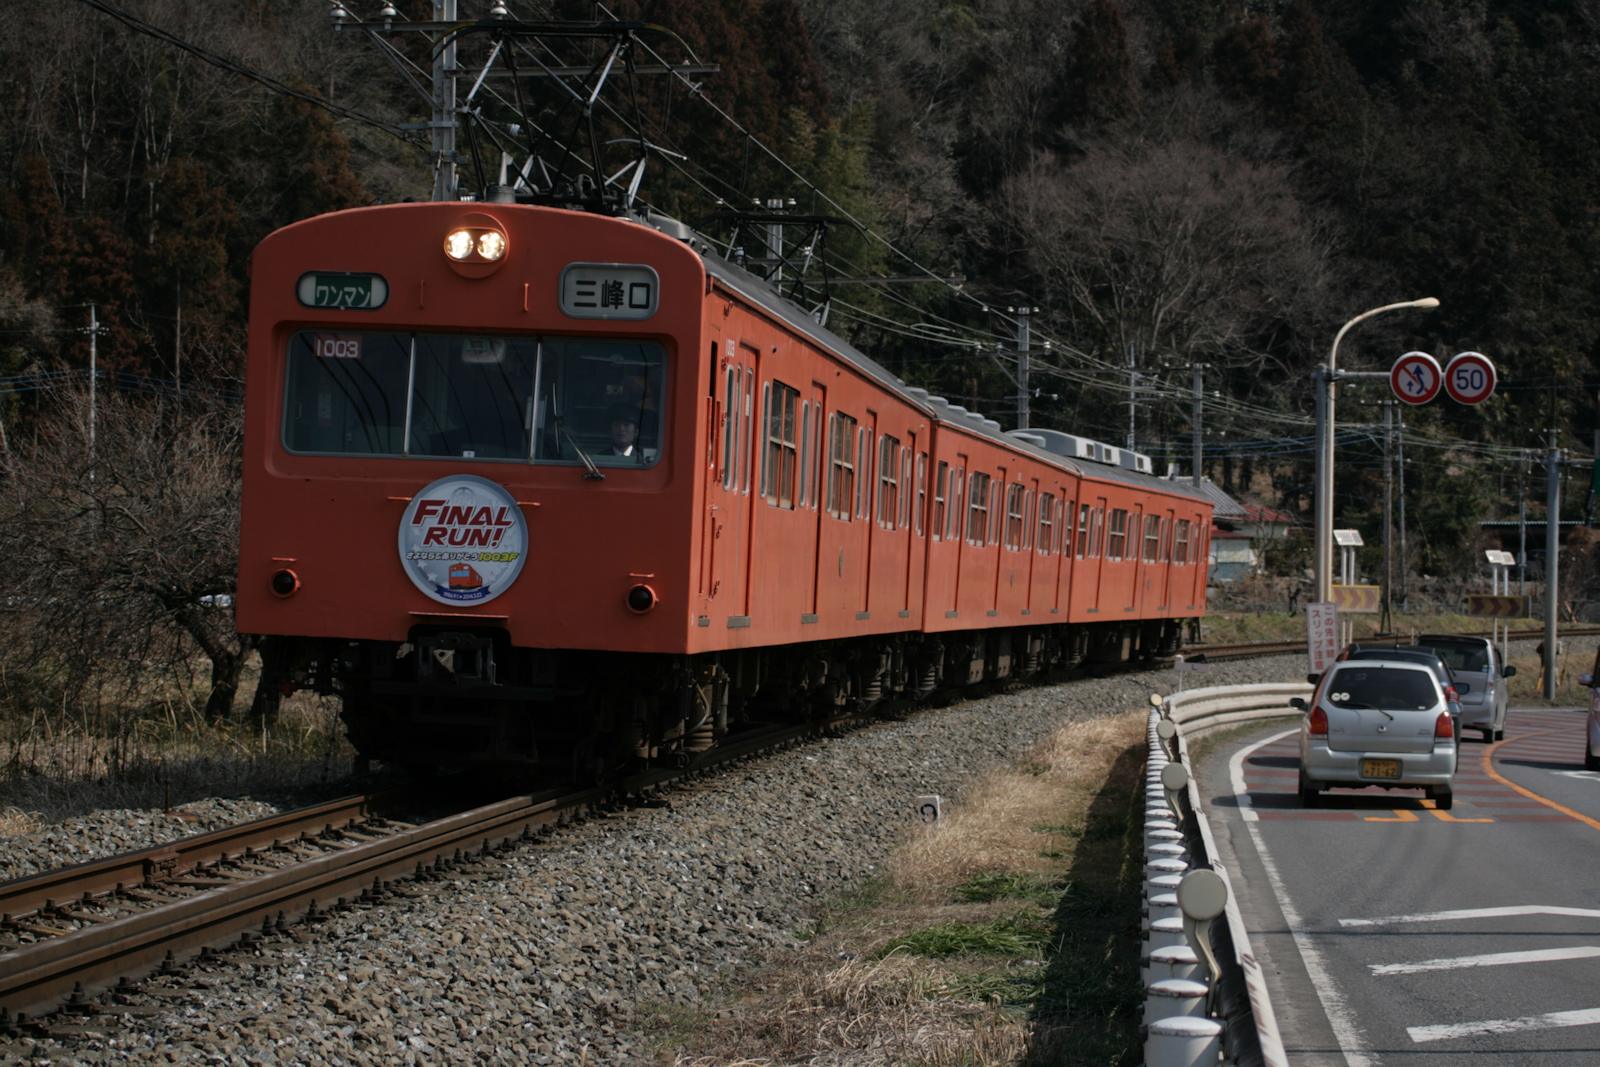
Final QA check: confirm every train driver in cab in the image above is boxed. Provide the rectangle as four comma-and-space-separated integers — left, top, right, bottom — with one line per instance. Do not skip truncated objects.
603, 403, 656, 464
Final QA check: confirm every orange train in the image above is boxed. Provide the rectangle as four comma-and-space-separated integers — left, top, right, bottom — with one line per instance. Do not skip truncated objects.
237, 201, 1212, 775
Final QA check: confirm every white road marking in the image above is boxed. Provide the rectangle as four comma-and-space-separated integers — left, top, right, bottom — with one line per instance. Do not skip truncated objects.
1371, 945, 1600, 975
1554, 771, 1600, 781
1341, 905, 1600, 928
1409, 1007, 1600, 1043
1228, 725, 1297, 824
1229, 728, 1375, 1067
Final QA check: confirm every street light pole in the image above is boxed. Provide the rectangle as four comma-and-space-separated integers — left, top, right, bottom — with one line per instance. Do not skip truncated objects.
1314, 297, 1440, 604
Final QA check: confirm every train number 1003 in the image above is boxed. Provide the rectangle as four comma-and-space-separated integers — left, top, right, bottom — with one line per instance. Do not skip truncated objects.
311, 334, 363, 360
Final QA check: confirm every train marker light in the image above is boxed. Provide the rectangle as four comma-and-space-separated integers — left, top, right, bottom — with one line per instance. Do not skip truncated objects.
626, 584, 658, 613
270, 569, 301, 598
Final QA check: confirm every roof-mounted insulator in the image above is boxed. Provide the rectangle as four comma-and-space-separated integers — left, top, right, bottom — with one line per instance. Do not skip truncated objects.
330, 2, 352, 29
489, 0, 511, 17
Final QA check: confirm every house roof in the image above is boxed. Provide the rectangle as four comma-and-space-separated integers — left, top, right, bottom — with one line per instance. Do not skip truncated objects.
1167, 475, 1245, 519
1241, 502, 1297, 525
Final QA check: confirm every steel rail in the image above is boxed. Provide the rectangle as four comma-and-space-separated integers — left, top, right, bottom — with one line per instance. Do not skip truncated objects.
1188, 624, 1600, 663
0, 716, 827, 1024
0, 793, 397, 923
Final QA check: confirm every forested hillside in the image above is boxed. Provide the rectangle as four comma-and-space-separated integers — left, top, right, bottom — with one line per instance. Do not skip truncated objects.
2, 0, 1597, 581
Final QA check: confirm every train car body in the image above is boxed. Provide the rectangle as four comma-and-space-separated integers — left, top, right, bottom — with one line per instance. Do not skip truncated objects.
238, 201, 1211, 775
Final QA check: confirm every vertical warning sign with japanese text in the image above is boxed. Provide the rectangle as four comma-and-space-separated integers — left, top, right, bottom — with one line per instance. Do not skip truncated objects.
1306, 602, 1341, 675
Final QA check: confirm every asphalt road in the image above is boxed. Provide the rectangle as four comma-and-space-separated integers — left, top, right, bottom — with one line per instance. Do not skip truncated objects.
1199, 706, 1600, 1066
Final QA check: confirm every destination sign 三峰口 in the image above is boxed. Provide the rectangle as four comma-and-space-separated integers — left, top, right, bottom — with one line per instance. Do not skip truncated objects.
560, 263, 658, 320
296, 272, 389, 310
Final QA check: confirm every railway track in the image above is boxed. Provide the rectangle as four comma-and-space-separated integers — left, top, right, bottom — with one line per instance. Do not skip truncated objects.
1187, 624, 1600, 662
7, 625, 1595, 1030
0, 714, 846, 1029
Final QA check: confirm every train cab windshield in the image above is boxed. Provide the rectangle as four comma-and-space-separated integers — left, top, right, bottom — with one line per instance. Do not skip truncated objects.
282, 330, 665, 466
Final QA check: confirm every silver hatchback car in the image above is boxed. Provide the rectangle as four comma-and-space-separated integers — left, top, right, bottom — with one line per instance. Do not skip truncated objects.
1414, 634, 1515, 741
1293, 660, 1458, 809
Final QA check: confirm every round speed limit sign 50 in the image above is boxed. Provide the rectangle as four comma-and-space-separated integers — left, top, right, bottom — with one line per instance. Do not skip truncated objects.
1444, 351, 1496, 405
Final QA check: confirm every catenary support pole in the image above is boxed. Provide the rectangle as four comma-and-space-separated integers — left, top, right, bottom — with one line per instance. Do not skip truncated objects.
1191, 363, 1204, 487
431, 0, 458, 201
1544, 431, 1561, 700
88, 302, 97, 479
1016, 307, 1030, 430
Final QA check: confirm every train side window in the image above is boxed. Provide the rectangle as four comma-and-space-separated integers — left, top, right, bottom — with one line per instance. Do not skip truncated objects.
932, 461, 948, 540
813, 413, 824, 509
988, 479, 1001, 546
900, 448, 913, 530
1022, 490, 1033, 550
827, 412, 857, 521
949, 467, 964, 541
759, 382, 772, 500
1175, 519, 1190, 564
1144, 514, 1161, 562
966, 472, 989, 544
763, 380, 799, 508
1091, 506, 1104, 558
914, 453, 927, 536
721, 366, 736, 488
743, 370, 755, 494
798, 402, 811, 508
1004, 483, 1024, 550
1107, 508, 1126, 561
1038, 492, 1055, 554
877, 434, 901, 528
1076, 504, 1090, 558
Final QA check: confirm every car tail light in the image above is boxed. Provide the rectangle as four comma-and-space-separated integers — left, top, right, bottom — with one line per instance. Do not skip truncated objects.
1308, 706, 1329, 736
1444, 685, 1459, 703
1435, 712, 1454, 739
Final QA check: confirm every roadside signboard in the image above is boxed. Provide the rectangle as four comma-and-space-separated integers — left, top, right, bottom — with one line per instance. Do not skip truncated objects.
1444, 351, 1496, 405
1333, 529, 1364, 547
1330, 584, 1380, 613
1307, 602, 1340, 674
1467, 594, 1527, 617
1390, 351, 1442, 405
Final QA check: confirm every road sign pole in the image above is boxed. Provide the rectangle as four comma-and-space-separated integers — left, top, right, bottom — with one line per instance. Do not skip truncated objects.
1544, 434, 1561, 700
1382, 400, 1394, 633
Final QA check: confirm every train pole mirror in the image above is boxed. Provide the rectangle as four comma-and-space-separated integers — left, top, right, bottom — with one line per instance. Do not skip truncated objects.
1159, 761, 1189, 821
1178, 867, 1229, 1007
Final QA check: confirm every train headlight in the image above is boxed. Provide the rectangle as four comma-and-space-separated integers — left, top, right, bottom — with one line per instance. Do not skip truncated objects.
476, 230, 507, 261
444, 229, 475, 261
441, 215, 510, 276
626, 584, 658, 614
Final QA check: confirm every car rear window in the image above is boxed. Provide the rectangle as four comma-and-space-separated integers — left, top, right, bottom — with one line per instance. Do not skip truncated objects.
1325, 667, 1439, 711
1418, 641, 1489, 673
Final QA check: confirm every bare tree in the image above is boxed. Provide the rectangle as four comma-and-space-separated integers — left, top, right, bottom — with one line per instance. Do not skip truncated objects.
1002, 90, 1338, 378
0, 386, 252, 723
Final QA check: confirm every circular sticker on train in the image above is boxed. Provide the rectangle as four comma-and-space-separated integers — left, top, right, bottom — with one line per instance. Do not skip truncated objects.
398, 475, 527, 605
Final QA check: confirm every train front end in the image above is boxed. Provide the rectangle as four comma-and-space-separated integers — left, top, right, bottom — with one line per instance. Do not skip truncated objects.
238, 202, 709, 775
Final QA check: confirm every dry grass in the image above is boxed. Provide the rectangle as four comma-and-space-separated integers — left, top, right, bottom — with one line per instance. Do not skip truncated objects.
1200, 610, 1487, 644
0, 691, 354, 825
656, 710, 1149, 1067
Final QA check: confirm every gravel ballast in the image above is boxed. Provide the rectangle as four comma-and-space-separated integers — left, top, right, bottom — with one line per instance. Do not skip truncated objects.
0, 655, 1350, 1063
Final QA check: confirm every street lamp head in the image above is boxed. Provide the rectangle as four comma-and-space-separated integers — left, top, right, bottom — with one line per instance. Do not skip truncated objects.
1412, 297, 1441, 310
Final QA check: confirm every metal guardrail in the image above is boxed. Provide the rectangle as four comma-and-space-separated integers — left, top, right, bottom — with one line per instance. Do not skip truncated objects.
1142, 683, 1308, 1067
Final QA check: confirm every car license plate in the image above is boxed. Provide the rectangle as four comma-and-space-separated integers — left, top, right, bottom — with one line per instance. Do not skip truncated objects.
1362, 758, 1401, 779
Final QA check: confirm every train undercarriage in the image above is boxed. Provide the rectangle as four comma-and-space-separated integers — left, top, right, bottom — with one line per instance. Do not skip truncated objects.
257, 619, 1187, 781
